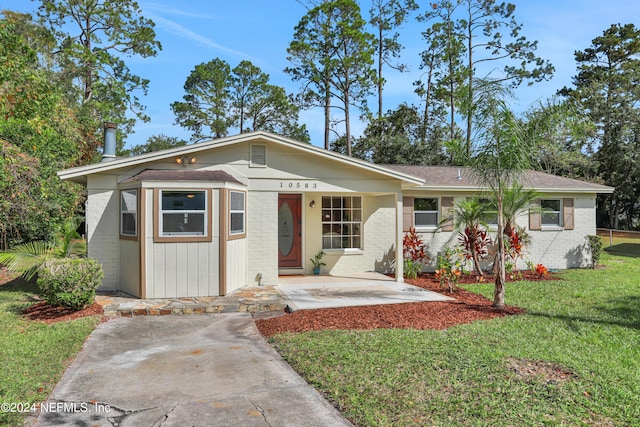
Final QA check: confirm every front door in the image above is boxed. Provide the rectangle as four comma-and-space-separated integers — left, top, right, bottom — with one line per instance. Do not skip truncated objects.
278, 194, 302, 268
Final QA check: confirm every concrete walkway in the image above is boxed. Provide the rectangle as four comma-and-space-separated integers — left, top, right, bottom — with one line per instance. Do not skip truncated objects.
96, 273, 453, 316
35, 314, 352, 426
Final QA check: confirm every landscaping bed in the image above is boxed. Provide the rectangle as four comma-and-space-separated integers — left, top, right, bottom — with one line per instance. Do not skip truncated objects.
255, 272, 544, 337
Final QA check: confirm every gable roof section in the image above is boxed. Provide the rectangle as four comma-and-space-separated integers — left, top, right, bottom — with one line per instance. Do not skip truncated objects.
58, 131, 424, 186
384, 165, 614, 194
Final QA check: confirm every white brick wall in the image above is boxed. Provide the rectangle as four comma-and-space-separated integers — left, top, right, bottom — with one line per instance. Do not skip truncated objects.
524, 197, 595, 269
414, 195, 596, 272
86, 177, 120, 291
247, 191, 278, 285
326, 194, 398, 275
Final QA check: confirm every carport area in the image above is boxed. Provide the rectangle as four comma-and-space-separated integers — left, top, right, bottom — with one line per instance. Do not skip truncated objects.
278, 272, 453, 311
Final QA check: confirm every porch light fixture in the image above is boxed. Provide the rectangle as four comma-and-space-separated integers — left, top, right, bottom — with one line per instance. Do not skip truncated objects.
176, 155, 196, 166
309, 200, 316, 208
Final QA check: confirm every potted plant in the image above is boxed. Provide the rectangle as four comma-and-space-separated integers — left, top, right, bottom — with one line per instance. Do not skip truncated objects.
310, 250, 326, 275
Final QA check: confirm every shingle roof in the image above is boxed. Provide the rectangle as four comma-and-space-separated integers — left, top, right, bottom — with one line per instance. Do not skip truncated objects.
382, 165, 614, 193
121, 169, 243, 185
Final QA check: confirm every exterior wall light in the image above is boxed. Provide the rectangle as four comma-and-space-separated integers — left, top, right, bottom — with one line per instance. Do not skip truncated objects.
309, 200, 316, 208
176, 156, 196, 165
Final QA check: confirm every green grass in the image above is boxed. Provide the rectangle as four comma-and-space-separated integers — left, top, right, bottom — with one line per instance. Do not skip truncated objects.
0, 277, 98, 426
270, 238, 640, 426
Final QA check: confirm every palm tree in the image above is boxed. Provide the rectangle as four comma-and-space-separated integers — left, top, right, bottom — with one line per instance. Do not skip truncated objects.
472, 99, 532, 309
0, 218, 82, 280
446, 198, 490, 276
500, 183, 539, 236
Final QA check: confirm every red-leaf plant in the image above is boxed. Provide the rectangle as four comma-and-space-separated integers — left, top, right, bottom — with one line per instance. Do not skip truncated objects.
458, 226, 491, 276
403, 227, 429, 279
535, 263, 548, 278
505, 226, 530, 269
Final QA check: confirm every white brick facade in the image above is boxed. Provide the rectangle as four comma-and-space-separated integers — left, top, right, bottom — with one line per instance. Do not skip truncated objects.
59, 132, 612, 298
247, 191, 279, 285
86, 176, 119, 291
414, 195, 597, 272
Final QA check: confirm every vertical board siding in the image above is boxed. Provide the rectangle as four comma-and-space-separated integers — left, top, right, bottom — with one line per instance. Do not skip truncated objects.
225, 238, 247, 294
146, 189, 220, 298
118, 240, 140, 297
150, 241, 218, 298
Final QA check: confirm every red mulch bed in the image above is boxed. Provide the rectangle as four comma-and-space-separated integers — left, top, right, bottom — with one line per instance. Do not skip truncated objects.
23, 301, 104, 324
0, 267, 105, 324
254, 272, 553, 338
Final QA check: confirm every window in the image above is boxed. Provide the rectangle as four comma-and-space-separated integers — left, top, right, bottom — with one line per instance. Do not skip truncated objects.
321, 196, 362, 249
414, 198, 438, 228
160, 190, 207, 236
120, 189, 137, 237
229, 191, 245, 235
479, 198, 498, 226
541, 199, 561, 226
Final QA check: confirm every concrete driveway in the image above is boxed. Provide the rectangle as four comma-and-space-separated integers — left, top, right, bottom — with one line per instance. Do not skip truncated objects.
36, 314, 351, 426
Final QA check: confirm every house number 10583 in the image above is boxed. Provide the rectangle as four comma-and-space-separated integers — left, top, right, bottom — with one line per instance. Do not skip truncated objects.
280, 181, 318, 189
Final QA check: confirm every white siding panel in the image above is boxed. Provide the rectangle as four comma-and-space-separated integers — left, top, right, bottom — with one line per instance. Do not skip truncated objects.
145, 189, 220, 298
186, 243, 199, 295
226, 238, 247, 293
196, 241, 209, 295
150, 242, 218, 298
118, 240, 139, 297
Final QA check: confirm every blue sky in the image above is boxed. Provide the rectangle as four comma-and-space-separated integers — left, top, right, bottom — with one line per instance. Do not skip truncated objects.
2, 0, 638, 149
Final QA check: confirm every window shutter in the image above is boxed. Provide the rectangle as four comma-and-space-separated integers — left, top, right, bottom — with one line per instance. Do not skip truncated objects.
402, 196, 414, 232
441, 197, 454, 232
563, 198, 574, 230
529, 199, 541, 230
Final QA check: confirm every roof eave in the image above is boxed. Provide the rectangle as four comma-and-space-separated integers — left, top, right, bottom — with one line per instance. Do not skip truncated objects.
406, 185, 614, 194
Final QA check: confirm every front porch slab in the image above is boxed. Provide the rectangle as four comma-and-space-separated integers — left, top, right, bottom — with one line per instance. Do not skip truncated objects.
278, 274, 453, 311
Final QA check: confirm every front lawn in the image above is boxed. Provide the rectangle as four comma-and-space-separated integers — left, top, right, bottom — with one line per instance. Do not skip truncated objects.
270, 239, 640, 426
0, 274, 99, 426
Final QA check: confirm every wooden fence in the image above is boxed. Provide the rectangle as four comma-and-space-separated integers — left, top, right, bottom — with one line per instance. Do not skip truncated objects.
596, 228, 640, 246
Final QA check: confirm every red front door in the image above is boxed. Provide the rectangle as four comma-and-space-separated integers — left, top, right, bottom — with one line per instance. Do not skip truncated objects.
278, 194, 302, 268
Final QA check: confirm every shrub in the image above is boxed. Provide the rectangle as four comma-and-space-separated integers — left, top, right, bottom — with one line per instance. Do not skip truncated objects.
403, 227, 429, 279
587, 235, 603, 269
435, 246, 464, 292
535, 263, 548, 278
37, 258, 103, 310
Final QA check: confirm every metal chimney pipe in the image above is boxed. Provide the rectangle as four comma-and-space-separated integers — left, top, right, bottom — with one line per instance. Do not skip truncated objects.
101, 122, 117, 162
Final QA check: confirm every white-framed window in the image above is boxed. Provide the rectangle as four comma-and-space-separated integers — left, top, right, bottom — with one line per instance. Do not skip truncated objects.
120, 189, 137, 237
159, 190, 207, 236
414, 198, 439, 228
541, 199, 562, 226
479, 198, 498, 226
321, 196, 362, 249
229, 191, 245, 235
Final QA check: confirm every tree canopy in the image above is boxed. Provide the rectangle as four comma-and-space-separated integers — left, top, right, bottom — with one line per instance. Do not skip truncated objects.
560, 23, 640, 229
36, 0, 162, 158
0, 18, 85, 249
286, 0, 376, 154
172, 58, 309, 142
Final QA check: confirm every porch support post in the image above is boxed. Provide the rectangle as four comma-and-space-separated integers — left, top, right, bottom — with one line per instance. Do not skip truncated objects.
395, 191, 404, 282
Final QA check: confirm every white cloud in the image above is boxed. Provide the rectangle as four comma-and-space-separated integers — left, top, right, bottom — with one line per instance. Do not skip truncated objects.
149, 14, 252, 59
